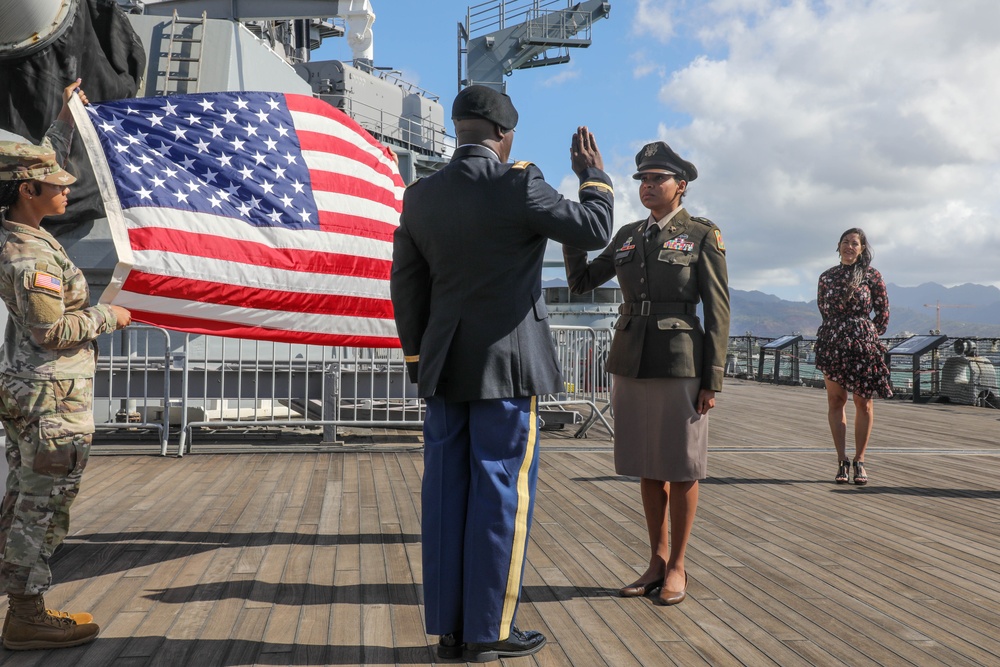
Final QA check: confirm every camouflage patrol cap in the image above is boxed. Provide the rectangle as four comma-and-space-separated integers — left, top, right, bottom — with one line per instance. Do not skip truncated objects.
633, 141, 697, 182
0, 141, 76, 185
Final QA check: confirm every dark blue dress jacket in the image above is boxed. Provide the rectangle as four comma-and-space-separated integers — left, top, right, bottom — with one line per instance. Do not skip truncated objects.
390, 144, 614, 401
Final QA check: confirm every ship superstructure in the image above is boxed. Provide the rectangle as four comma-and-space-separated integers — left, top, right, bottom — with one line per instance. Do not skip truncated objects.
0, 0, 619, 446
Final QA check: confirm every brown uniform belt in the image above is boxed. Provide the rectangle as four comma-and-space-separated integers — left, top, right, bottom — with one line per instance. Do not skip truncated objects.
618, 301, 698, 316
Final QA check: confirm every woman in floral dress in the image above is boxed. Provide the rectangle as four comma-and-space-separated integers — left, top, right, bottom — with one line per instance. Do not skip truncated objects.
814, 228, 891, 485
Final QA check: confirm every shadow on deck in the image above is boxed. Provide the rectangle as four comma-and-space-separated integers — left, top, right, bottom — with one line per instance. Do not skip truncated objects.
3, 380, 998, 666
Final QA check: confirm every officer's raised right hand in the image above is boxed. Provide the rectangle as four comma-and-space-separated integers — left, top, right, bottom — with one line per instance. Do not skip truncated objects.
570, 126, 603, 174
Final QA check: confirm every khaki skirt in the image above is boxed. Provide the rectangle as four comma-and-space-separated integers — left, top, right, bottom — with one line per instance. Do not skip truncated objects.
611, 375, 708, 482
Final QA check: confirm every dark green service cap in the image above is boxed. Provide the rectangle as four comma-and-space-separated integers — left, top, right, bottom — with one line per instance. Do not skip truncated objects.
633, 141, 697, 182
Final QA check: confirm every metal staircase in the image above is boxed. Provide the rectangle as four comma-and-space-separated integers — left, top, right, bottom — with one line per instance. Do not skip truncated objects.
459, 0, 611, 91
158, 10, 208, 95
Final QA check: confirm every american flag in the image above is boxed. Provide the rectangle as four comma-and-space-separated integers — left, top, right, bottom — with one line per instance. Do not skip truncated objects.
70, 91, 403, 347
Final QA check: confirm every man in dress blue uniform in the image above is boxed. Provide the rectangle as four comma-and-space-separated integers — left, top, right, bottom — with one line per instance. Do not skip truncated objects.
390, 85, 614, 662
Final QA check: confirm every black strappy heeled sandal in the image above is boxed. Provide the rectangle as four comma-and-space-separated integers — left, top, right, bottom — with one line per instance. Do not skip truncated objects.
835, 460, 850, 484
853, 460, 868, 485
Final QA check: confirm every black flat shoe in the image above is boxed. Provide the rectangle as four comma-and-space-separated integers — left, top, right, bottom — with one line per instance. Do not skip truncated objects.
464, 627, 546, 662
835, 460, 850, 484
437, 633, 464, 659
619, 577, 664, 597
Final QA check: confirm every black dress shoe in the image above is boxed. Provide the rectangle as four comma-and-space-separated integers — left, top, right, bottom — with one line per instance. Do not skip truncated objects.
463, 627, 546, 662
437, 633, 464, 659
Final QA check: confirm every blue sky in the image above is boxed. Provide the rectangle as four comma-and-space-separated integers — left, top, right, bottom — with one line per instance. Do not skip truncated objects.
312, 1, 999, 302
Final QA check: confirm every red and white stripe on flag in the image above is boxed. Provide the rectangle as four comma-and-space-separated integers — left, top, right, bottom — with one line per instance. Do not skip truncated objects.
72, 91, 403, 347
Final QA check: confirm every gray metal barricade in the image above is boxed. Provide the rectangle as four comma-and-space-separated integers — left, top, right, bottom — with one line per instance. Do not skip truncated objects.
94, 325, 172, 455
543, 326, 613, 438
173, 327, 611, 451
175, 335, 422, 455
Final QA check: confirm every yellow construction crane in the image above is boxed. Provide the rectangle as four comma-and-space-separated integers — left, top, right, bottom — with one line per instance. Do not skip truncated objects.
922, 300, 976, 333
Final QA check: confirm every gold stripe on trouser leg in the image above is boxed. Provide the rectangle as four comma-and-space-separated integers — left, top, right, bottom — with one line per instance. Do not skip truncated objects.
498, 396, 538, 638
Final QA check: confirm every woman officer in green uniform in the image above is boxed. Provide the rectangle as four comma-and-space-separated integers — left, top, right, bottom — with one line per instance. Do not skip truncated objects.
563, 140, 730, 607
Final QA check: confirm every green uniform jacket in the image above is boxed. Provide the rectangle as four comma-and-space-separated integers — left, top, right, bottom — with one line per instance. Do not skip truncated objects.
0, 219, 117, 379
564, 208, 730, 391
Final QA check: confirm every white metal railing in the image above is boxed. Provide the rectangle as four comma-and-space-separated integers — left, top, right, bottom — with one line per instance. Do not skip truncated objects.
467, 0, 579, 37
315, 93, 452, 157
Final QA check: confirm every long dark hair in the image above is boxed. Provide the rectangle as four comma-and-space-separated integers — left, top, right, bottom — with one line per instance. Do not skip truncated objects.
837, 227, 873, 303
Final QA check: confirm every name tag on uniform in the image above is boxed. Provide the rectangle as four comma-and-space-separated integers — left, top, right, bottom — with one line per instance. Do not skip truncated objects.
663, 238, 695, 252
616, 236, 636, 260
32, 272, 63, 294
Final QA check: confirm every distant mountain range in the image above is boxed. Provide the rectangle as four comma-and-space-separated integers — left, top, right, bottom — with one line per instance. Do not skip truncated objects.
544, 279, 1000, 337
734, 283, 1000, 337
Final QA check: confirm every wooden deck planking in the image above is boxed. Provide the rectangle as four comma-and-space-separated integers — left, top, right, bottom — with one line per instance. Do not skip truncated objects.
692, 460, 993, 666
0, 380, 997, 666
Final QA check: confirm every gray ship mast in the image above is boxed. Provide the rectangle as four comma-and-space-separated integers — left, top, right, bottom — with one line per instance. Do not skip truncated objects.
459, 0, 611, 91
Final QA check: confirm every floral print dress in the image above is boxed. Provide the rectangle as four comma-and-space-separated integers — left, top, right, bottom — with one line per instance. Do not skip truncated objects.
814, 264, 893, 399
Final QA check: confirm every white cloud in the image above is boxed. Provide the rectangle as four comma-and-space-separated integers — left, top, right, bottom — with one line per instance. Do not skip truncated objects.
643, 0, 1000, 297
541, 67, 581, 87
631, 50, 666, 79
633, 0, 678, 43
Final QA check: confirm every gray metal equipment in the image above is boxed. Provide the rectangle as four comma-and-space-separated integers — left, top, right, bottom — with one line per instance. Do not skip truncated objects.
940, 339, 999, 407
459, 0, 611, 91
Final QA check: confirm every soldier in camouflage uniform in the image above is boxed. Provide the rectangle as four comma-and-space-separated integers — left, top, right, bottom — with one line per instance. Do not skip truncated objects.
0, 81, 131, 650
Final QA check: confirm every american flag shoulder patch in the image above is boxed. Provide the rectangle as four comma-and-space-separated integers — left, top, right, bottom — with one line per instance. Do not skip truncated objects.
32, 271, 63, 294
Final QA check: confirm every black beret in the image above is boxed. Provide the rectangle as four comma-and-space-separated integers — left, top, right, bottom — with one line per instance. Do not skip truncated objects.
452, 85, 519, 131
633, 141, 697, 182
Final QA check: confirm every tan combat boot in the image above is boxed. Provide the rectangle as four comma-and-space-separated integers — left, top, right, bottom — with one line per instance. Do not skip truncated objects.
1, 602, 93, 638
2, 593, 99, 650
